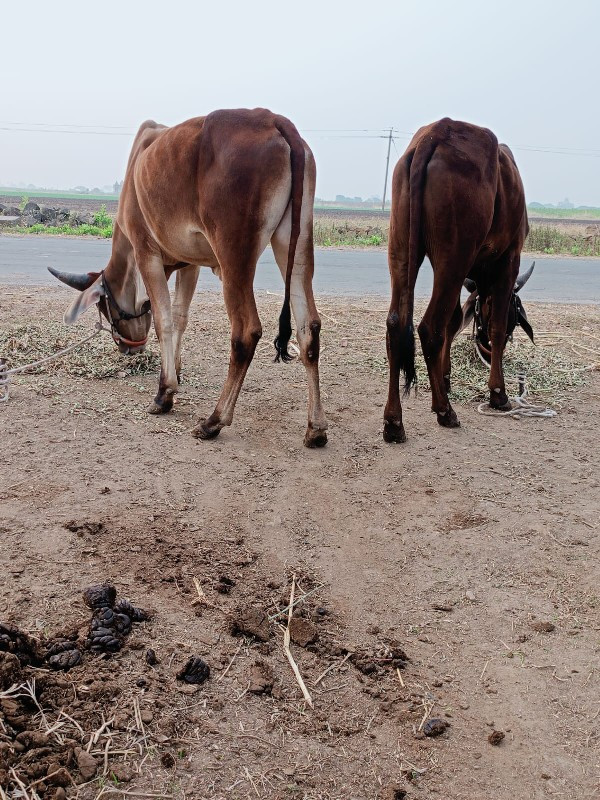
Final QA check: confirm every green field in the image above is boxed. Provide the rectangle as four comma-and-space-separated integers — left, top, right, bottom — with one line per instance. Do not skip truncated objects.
0, 188, 119, 202
527, 205, 600, 219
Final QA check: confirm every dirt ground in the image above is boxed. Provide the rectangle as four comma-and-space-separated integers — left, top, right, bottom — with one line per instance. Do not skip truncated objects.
1, 287, 599, 800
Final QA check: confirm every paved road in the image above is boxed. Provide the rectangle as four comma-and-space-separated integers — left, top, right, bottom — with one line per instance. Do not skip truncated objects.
1, 235, 598, 303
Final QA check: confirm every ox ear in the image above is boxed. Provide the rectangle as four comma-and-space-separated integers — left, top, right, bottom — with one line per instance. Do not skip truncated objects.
517, 310, 535, 343
515, 261, 535, 293
463, 278, 477, 293
63, 276, 105, 325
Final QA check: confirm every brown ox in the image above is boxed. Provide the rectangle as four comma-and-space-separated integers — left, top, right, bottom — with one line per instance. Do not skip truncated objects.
50, 109, 328, 447
384, 118, 528, 443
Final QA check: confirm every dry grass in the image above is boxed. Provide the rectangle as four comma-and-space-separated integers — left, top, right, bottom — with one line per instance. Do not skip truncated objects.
0, 322, 160, 380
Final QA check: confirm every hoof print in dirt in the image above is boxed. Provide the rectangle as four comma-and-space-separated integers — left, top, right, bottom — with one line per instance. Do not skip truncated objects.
229, 607, 270, 642
214, 575, 236, 594
288, 617, 318, 647
177, 656, 210, 684
488, 730, 505, 745
422, 718, 450, 737
248, 660, 275, 695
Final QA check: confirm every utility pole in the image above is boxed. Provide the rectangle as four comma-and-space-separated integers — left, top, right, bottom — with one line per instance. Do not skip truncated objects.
382, 128, 393, 212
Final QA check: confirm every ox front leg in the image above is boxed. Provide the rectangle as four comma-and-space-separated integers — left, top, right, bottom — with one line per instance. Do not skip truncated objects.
192, 276, 262, 440
139, 253, 178, 414
172, 266, 200, 383
488, 269, 518, 410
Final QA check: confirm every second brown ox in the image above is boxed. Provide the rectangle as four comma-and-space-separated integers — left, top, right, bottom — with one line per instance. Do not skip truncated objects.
50, 109, 328, 448
384, 117, 529, 443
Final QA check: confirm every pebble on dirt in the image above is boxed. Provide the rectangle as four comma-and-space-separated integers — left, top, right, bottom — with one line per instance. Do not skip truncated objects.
488, 730, 506, 745
422, 718, 450, 737
530, 621, 556, 633
76, 748, 98, 781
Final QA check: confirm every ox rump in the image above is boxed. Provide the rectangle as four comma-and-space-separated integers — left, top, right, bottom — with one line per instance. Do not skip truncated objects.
49, 109, 327, 448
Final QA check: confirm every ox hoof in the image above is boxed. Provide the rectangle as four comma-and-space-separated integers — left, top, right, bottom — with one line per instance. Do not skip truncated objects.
147, 398, 173, 415
304, 428, 328, 449
383, 420, 407, 443
191, 419, 222, 440
489, 393, 511, 411
437, 408, 460, 428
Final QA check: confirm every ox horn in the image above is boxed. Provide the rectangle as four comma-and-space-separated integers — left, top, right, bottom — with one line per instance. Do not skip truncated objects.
48, 267, 100, 291
463, 277, 477, 293
514, 261, 535, 293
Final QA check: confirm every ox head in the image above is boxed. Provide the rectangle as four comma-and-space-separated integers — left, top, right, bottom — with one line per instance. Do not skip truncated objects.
48, 267, 152, 355
461, 262, 535, 364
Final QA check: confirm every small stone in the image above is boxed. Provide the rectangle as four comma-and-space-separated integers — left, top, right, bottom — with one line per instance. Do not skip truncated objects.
146, 648, 158, 666
76, 749, 98, 781
140, 708, 154, 724
531, 621, 555, 633
465, 590, 476, 601
488, 730, 505, 746
422, 718, 450, 737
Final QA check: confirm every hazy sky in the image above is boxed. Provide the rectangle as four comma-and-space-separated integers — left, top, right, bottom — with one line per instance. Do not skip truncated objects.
2, 0, 599, 204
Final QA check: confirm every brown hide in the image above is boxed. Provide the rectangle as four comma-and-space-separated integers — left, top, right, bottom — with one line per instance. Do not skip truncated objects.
384, 118, 528, 442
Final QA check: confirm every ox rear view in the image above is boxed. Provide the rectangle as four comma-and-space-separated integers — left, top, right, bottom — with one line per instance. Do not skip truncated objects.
384, 118, 529, 442
49, 109, 328, 448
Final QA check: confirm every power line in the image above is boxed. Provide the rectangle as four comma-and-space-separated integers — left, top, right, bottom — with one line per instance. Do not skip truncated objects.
1, 121, 599, 158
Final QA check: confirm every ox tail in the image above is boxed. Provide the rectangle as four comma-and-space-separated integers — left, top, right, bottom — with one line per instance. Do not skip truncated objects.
399, 124, 445, 394
272, 117, 306, 363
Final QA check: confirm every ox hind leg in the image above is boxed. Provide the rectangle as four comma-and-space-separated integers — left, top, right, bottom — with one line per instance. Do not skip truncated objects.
191, 255, 262, 440
441, 299, 464, 393
487, 253, 520, 409
271, 217, 328, 448
418, 266, 466, 428
172, 266, 200, 383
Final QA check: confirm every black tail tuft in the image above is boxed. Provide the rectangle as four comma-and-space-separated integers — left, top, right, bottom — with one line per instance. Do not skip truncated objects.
399, 322, 417, 396
273, 298, 293, 363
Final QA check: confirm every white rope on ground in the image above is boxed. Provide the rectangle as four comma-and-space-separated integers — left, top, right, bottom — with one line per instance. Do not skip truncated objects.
0, 318, 107, 403
470, 337, 558, 420
476, 391, 557, 419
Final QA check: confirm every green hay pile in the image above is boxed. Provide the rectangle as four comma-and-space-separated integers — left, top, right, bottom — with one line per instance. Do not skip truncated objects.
0, 322, 160, 380
446, 336, 588, 404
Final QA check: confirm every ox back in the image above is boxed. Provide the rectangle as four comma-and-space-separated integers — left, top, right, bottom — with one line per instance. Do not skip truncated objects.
384, 117, 528, 443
